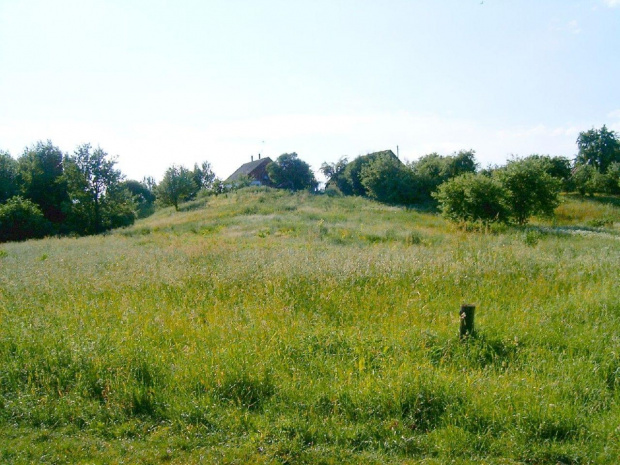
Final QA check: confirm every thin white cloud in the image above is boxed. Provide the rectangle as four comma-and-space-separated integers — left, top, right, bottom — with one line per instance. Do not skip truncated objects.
550, 18, 582, 35
607, 109, 620, 119
603, 0, 620, 7
566, 20, 581, 34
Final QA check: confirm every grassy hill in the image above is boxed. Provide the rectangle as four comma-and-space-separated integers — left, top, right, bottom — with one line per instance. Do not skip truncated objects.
1, 188, 619, 464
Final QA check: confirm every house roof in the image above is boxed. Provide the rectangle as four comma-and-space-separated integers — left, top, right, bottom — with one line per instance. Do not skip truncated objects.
363, 150, 399, 161
225, 157, 273, 183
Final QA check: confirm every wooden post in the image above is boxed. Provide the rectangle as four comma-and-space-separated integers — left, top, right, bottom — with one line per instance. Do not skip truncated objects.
459, 304, 475, 339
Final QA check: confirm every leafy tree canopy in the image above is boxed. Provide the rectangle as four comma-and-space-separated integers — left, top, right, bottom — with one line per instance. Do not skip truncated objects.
122, 179, 156, 204
0, 150, 20, 203
320, 157, 349, 193
525, 154, 572, 182
0, 196, 52, 242
359, 154, 420, 205
434, 173, 509, 225
570, 163, 619, 196
606, 162, 620, 195
410, 150, 478, 196
267, 153, 317, 191
323, 149, 478, 203
156, 165, 197, 210
18, 140, 68, 223
121, 179, 156, 218
63, 144, 132, 234
576, 125, 620, 173
192, 161, 216, 192
336, 151, 400, 196
495, 157, 561, 225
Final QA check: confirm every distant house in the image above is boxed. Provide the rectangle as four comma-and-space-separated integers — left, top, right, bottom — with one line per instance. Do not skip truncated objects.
367, 149, 399, 161
224, 156, 273, 186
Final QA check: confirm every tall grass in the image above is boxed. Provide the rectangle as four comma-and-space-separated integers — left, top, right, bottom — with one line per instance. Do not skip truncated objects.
0, 188, 618, 463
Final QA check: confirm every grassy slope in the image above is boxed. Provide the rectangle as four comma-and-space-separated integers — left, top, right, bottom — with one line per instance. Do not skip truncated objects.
0, 188, 619, 464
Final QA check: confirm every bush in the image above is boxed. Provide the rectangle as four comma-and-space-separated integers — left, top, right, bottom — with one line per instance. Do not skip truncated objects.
0, 196, 52, 242
571, 164, 607, 196
434, 173, 509, 225
324, 185, 343, 197
339, 156, 372, 196
496, 158, 561, 225
337, 151, 398, 196
603, 162, 620, 195
360, 154, 421, 205
410, 150, 478, 199
526, 154, 572, 190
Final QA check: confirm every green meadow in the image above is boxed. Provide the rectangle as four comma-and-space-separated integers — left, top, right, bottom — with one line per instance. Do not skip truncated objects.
1, 188, 619, 464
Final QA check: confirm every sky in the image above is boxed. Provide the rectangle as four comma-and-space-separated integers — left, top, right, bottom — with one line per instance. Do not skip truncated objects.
1, 0, 620, 182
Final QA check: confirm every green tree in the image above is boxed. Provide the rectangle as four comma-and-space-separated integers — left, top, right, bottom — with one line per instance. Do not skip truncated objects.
571, 164, 606, 196
444, 150, 478, 178
143, 176, 157, 193
0, 150, 20, 203
605, 162, 620, 195
157, 165, 197, 210
0, 196, 52, 242
519, 154, 573, 192
18, 140, 68, 224
410, 150, 478, 199
576, 125, 620, 173
320, 156, 349, 192
122, 179, 156, 204
340, 155, 376, 196
433, 173, 509, 225
100, 185, 136, 230
496, 158, 561, 225
64, 144, 131, 234
266, 153, 317, 191
526, 155, 572, 181
359, 154, 420, 205
192, 161, 216, 193
121, 179, 157, 218
338, 151, 401, 196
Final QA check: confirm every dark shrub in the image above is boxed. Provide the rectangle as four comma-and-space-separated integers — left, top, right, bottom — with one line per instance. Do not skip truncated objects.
0, 196, 52, 242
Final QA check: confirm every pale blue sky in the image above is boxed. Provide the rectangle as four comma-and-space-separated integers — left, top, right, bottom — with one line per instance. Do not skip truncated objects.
1, 0, 619, 181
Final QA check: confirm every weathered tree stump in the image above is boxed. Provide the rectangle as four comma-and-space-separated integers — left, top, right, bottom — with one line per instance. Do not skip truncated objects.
459, 304, 476, 339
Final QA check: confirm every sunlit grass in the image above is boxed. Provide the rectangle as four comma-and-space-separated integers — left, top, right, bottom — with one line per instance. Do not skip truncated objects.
0, 188, 619, 463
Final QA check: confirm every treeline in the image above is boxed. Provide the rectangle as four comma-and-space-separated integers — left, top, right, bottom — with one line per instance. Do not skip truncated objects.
321, 149, 478, 205
0, 140, 230, 242
0, 139, 289, 242
2, 125, 619, 241
320, 125, 620, 226
0, 141, 136, 242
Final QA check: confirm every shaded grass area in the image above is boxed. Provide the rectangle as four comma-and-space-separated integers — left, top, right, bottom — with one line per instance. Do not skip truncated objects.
554, 193, 620, 227
0, 188, 619, 463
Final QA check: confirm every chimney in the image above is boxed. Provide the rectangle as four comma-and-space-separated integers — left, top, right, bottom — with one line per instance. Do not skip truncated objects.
251, 155, 254, 162
259, 153, 261, 160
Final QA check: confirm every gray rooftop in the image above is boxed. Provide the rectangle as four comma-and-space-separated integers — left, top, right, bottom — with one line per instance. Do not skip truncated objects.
225, 157, 272, 182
